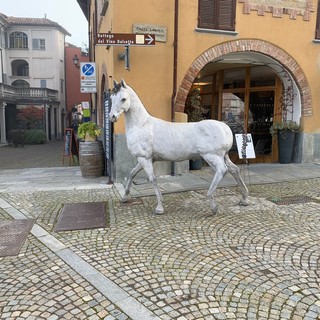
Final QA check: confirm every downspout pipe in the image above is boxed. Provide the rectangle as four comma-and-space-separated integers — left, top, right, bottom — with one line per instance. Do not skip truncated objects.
171, 0, 179, 176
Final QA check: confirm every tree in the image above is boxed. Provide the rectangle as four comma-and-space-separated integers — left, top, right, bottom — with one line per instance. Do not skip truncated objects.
16, 106, 44, 129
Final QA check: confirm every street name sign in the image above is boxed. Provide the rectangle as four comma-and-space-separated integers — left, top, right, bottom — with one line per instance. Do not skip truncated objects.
96, 33, 155, 46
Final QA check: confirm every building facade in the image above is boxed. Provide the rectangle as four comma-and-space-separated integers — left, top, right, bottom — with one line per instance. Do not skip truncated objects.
0, 13, 70, 143
77, 0, 320, 182
65, 43, 90, 131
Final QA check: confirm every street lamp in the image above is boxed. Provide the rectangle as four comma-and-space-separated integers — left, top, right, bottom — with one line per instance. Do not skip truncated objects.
72, 54, 80, 69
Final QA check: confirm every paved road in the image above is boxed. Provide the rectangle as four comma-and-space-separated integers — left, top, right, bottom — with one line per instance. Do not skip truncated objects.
0, 140, 70, 170
0, 141, 320, 319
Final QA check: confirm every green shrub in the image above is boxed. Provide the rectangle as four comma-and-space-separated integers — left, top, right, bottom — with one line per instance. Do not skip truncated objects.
25, 129, 47, 144
7, 129, 26, 147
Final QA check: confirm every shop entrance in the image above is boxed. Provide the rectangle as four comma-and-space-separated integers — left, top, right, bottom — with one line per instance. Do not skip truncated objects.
193, 65, 280, 163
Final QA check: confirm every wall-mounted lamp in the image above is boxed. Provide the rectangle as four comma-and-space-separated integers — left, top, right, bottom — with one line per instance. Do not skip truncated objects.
72, 54, 80, 69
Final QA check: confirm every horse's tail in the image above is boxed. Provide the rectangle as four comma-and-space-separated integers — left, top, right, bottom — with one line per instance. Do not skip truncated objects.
224, 152, 236, 170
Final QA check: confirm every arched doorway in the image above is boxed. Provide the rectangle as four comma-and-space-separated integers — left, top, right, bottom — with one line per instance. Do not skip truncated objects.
176, 40, 311, 163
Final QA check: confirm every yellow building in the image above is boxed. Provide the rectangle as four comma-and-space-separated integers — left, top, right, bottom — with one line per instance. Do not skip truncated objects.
77, 0, 320, 181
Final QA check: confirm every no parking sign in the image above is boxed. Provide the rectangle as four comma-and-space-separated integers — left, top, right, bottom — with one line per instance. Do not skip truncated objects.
80, 62, 97, 93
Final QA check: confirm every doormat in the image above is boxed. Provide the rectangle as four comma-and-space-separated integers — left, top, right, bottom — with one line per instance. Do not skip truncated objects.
0, 219, 35, 257
55, 202, 107, 232
268, 195, 320, 206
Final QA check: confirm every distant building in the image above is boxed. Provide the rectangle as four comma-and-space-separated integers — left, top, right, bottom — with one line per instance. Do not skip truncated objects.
65, 43, 90, 132
0, 13, 70, 143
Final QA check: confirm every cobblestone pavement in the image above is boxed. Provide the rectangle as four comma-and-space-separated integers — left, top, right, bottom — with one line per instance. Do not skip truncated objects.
1, 175, 320, 319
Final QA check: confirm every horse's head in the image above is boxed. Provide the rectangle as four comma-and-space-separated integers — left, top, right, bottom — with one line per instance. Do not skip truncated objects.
109, 79, 130, 122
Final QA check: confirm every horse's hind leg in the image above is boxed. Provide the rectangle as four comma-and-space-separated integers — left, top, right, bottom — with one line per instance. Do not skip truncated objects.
224, 154, 249, 206
121, 162, 143, 202
139, 157, 164, 214
202, 154, 228, 214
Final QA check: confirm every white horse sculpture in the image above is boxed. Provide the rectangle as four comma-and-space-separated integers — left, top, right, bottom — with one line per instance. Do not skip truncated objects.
109, 79, 249, 214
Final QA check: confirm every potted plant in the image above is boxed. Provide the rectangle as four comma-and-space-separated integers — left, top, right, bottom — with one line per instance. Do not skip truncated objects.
270, 120, 302, 164
77, 121, 104, 177
77, 121, 102, 142
185, 88, 208, 170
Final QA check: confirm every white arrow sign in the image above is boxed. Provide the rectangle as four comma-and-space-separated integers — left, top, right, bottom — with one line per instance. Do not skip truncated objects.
145, 35, 154, 45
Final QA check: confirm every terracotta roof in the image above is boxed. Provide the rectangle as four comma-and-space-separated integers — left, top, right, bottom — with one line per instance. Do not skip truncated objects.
0, 13, 71, 36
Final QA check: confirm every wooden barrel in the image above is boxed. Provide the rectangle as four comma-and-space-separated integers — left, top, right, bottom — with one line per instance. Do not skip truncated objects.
79, 141, 104, 177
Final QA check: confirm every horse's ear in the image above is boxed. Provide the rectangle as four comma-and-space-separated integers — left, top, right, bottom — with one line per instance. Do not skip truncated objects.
121, 79, 127, 88
113, 80, 118, 87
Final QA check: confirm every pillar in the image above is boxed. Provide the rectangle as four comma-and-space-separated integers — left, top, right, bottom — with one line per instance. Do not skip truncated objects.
0, 102, 7, 144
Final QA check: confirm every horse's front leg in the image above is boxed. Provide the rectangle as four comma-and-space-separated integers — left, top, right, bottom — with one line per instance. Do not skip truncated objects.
140, 157, 164, 214
122, 162, 143, 202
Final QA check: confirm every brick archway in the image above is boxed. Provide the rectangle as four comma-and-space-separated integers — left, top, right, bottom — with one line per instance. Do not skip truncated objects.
175, 39, 311, 117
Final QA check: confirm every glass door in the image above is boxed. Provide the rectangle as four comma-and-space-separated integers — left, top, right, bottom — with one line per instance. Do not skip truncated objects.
248, 91, 274, 157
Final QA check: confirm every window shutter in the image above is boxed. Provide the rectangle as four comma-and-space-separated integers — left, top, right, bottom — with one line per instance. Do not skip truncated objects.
198, 0, 214, 29
198, 0, 236, 31
217, 0, 236, 31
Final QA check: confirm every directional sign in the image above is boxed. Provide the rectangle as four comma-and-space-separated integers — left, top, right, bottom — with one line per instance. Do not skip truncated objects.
96, 33, 155, 46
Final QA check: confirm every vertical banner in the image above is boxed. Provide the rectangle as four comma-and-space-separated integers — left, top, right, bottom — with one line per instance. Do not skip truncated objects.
82, 101, 90, 122
104, 90, 113, 182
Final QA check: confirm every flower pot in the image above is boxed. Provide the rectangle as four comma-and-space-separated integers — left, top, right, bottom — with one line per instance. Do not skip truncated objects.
79, 140, 104, 177
85, 133, 97, 142
278, 129, 295, 164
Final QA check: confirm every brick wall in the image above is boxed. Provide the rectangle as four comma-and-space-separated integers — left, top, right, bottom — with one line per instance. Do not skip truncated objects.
175, 39, 312, 117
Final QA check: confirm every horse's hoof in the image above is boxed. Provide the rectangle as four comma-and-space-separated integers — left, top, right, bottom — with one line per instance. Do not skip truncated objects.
211, 206, 219, 215
121, 196, 129, 203
155, 208, 164, 215
239, 199, 249, 206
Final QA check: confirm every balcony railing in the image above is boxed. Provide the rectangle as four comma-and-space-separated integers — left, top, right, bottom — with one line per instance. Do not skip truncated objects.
0, 84, 59, 104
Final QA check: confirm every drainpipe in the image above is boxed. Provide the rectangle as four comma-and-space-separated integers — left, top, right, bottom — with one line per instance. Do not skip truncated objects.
171, 0, 179, 176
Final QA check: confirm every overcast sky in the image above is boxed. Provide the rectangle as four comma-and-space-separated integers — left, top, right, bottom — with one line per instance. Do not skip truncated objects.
0, 0, 88, 48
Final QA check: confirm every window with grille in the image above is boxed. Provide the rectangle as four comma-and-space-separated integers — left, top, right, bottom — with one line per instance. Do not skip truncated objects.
9, 31, 28, 49
198, 0, 236, 31
32, 38, 46, 50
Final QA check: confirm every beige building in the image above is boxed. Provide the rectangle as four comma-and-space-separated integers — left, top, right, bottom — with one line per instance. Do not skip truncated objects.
77, 0, 320, 181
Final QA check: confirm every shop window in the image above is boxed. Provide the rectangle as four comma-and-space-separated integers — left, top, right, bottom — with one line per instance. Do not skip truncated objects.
250, 66, 276, 87
9, 31, 28, 49
198, 0, 236, 31
223, 68, 246, 89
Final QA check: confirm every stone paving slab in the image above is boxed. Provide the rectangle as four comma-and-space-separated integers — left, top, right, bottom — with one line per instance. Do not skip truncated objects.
0, 167, 110, 192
